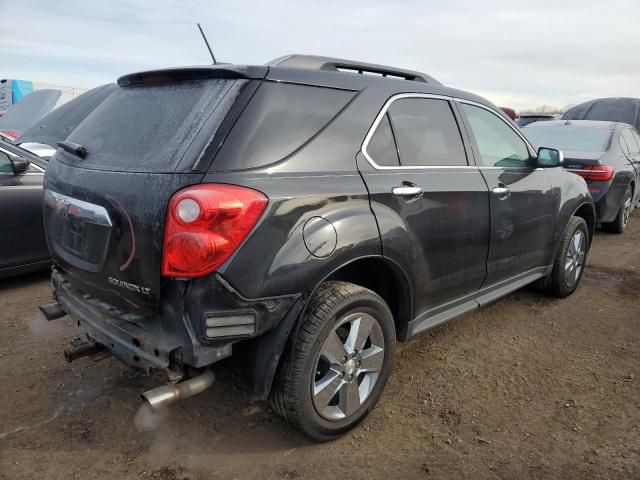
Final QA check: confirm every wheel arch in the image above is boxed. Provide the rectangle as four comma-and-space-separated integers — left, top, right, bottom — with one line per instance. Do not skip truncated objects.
571, 201, 596, 243
244, 254, 414, 401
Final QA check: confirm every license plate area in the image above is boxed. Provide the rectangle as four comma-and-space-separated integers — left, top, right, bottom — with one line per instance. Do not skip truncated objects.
44, 189, 113, 272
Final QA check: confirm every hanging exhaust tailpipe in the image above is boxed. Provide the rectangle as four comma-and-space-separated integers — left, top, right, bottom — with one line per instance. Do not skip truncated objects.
141, 370, 215, 411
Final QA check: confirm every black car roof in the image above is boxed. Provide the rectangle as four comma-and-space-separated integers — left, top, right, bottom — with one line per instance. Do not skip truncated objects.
562, 97, 640, 131
116, 56, 502, 120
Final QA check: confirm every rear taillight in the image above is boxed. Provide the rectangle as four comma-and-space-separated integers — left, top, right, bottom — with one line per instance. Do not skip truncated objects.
573, 165, 615, 182
162, 184, 268, 278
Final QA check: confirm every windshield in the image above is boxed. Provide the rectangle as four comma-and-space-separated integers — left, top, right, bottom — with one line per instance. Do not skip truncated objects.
524, 126, 612, 152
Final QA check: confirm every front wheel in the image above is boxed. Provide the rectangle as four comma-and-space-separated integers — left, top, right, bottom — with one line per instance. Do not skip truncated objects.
537, 216, 589, 298
269, 281, 395, 441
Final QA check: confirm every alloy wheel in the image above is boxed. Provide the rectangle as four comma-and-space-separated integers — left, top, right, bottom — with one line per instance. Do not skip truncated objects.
312, 312, 385, 421
564, 229, 586, 288
622, 190, 632, 227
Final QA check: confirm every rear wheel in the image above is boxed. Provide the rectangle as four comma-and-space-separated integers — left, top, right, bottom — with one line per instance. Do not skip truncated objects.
604, 186, 632, 234
269, 281, 395, 441
537, 216, 589, 298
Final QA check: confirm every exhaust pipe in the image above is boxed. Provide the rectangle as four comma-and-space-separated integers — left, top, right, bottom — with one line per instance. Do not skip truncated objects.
141, 370, 215, 411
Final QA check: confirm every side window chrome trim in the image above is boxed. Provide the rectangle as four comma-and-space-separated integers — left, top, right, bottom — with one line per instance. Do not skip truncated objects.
361, 93, 477, 170
455, 98, 537, 155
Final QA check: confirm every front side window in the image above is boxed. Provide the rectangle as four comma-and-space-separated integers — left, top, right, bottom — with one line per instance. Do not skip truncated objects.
0, 150, 13, 173
462, 103, 531, 168
386, 98, 467, 167
367, 113, 400, 166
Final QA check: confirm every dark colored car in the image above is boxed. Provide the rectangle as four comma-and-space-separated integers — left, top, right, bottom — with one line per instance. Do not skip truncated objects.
563, 97, 640, 132
0, 140, 49, 278
0, 86, 117, 279
516, 113, 556, 127
524, 120, 640, 233
40, 55, 595, 441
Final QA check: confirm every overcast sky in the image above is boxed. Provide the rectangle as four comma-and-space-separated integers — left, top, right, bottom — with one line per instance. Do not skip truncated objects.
2, 0, 638, 110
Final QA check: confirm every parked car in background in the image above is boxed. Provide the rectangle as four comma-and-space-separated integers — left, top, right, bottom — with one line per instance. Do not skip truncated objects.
516, 113, 556, 127
0, 89, 61, 140
500, 107, 517, 121
16, 84, 117, 160
524, 120, 640, 233
563, 97, 640, 132
0, 139, 49, 278
40, 55, 594, 441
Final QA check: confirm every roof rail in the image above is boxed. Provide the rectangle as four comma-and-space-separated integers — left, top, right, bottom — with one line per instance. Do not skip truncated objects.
267, 54, 441, 85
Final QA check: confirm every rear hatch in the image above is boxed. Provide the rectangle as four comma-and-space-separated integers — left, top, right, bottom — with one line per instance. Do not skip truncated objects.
44, 67, 266, 316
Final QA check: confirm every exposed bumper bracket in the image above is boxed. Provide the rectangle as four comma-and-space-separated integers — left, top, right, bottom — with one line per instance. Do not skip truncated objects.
39, 302, 66, 321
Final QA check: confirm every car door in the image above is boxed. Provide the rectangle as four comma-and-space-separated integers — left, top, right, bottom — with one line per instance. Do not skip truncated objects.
0, 147, 47, 272
357, 94, 490, 332
456, 101, 556, 291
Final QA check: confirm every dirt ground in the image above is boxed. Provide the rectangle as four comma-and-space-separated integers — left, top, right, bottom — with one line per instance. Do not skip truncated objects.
1, 212, 639, 480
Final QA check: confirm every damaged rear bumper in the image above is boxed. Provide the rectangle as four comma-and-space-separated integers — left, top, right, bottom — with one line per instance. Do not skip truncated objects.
47, 268, 299, 379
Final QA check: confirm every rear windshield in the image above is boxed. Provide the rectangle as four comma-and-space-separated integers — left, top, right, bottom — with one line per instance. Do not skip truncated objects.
62, 79, 240, 172
524, 126, 612, 152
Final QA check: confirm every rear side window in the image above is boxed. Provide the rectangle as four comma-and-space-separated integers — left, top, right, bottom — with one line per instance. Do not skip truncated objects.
367, 113, 400, 166
386, 98, 467, 167
63, 79, 239, 172
213, 82, 354, 170
621, 129, 640, 155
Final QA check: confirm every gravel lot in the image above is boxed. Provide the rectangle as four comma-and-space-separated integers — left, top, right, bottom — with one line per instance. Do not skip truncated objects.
1, 211, 639, 480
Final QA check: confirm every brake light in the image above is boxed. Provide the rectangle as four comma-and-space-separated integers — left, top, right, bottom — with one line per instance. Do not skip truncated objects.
162, 184, 268, 278
573, 165, 615, 182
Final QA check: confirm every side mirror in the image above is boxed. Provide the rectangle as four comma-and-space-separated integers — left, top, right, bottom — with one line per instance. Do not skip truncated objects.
11, 155, 31, 174
537, 147, 563, 168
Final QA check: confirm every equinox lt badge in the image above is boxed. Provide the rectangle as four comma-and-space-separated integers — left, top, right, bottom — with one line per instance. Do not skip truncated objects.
108, 277, 151, 295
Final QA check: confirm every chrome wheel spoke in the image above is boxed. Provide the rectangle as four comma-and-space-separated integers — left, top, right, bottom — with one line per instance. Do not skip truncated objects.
321, 330, 349, 365
314, 369, 343, 409
359, 346, 384, 373
565, 256, 573, 271
572, 231, 582, 253
345, 315, 374, 354
339, 379, 361, 417
565, 229, 586, 288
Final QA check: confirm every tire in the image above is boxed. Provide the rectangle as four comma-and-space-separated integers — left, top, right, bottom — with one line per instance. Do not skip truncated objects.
537, 216, 589, 298
269, 281, 395, 441
603, 186, 632, 234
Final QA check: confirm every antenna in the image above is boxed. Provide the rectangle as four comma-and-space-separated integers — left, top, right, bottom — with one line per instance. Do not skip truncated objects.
197, 23, 217, 65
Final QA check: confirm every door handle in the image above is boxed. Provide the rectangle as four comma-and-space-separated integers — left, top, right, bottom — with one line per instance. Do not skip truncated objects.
492, 186, 511, 198
392, 185, 423, 197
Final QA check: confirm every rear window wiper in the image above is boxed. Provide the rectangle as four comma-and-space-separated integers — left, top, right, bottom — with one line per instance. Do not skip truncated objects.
57, 141, 88, 159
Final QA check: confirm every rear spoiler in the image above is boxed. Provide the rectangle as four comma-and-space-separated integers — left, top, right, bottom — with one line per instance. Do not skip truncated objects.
117, 65, 268, 86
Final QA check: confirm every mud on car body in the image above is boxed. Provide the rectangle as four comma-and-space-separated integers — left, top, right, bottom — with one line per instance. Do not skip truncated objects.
40, 55, 595, 441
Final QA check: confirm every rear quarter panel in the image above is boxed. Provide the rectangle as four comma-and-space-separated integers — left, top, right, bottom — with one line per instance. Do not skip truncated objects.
203, 170, 381, 299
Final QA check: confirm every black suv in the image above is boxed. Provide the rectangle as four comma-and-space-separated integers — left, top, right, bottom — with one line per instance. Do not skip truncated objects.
40, 55, 595, 441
